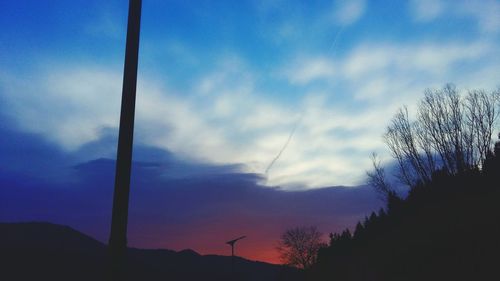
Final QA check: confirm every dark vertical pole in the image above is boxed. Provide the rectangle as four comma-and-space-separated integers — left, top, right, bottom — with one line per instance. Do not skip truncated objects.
108, 0, 142, 280
231, 245, 235, 279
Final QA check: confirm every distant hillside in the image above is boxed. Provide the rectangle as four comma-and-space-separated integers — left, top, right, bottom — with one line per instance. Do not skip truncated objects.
0, 222, 301, 281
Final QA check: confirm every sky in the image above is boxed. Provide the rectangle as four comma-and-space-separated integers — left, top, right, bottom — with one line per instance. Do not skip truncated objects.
0, 0, 499, 263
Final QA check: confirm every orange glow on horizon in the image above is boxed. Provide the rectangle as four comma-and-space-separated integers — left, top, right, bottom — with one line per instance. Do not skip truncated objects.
128, 214, 294, 264
130, 225, 285, 264
127, 203, 360, 265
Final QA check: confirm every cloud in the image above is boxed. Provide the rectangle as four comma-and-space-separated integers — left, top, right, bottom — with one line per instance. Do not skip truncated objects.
279, 38, 498, 185
0, 66, 122, 150
0, 116, 75, 183
284, 57, 336, 85
1, 58, 376, 187
457, 0, 500, 33
332, 0, 367, 26
409, 0, 500, 33
409, 0, 444, 22
1, 36, 498, 189
0, 112, 381, 263
0, 151, 381, 263
285, 40, 495, 91
343, 41, 491, 79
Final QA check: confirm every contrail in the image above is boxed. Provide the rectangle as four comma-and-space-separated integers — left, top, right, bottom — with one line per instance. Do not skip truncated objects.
328, 26, 344, 55
265, 115, 303, 176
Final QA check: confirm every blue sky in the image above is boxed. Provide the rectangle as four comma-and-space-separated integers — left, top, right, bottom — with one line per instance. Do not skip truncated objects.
1, 0, 499, 188
1, 0, 499, 263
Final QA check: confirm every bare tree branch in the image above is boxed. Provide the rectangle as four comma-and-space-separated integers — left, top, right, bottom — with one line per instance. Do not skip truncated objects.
277, 226, 324, 270
381, 85, 499, 188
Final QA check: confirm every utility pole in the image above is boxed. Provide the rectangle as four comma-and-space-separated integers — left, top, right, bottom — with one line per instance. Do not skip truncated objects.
108, 0, 142, 280
226, 236, 246, 279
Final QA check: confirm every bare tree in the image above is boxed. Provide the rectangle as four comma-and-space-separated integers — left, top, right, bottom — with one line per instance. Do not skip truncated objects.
366, 152, 393, 199
277, 226, 324, 270
380, 84, 500, 188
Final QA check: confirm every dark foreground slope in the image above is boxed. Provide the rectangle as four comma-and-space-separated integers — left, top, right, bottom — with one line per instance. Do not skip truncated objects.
311, 163, 500, 281
0, 222, 301, 281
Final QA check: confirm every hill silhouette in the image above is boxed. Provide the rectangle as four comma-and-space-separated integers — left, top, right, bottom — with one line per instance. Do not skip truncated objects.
0, 222, 301, 281
310, 143, 500, 281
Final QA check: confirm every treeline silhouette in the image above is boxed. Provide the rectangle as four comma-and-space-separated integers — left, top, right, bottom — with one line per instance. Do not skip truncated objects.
309, 138, 500, 280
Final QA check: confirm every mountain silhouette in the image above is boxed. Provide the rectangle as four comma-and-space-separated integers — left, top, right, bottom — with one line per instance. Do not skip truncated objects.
0, 222, 301, 281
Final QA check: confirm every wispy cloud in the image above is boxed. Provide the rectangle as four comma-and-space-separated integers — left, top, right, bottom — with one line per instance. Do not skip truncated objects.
409, 0, 444, 22
278, 38, 498, 185
286, 40, 495, 91
331, 0, 367, 26
1, 1, 499, 189
457, 0, 500, 33
1, 33, 498, 189
0, 59, 381, 188
284, 56, 336, 85
0, 66, 122, 150
409, 0, 500, 33
343, 41, 491, 80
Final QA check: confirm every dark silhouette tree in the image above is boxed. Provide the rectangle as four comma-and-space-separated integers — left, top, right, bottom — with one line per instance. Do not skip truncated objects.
313, 85, 500, 281
483, 133, 500, 177
277, 226, 324, 270
369, 84, 499, 190
366, 152, 394, 199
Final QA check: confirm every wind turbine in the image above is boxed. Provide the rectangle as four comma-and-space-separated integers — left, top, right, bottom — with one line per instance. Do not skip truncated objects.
108, 0, 142, 280
226, 236, 246, 278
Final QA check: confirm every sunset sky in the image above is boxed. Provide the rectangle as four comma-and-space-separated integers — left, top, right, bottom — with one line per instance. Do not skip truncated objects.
1, 0, 499, 263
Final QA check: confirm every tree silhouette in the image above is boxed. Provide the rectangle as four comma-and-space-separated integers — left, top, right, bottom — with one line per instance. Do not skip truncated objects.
366, 152, 394, 199
313, 85, 500, 281
369, 84, 499, 189
277, 226, 324, 270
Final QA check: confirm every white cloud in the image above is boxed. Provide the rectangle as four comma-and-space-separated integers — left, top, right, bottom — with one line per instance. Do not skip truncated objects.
286, 40, 493, 89
0, 66, 122, 150
0, 59, 384, 188
343, 41, 491, 79
1, 37, 498, 189
410, 0, 500, 33
409, 0, 444, 22
285, 57, 336, 85
278, 38, 498, 186
457, 0, 500, 33
332, 0, 367, 26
